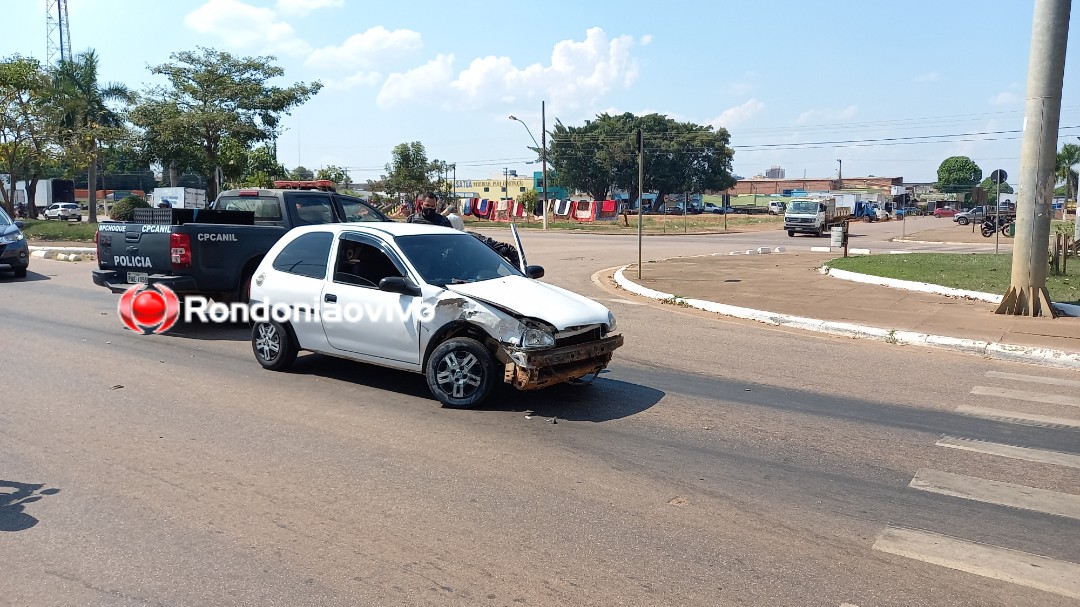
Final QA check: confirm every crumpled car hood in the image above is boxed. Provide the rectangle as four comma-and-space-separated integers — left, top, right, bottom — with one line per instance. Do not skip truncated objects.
445, 275, 611, 331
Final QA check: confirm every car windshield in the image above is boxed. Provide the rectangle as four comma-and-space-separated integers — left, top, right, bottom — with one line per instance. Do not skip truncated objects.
788, 201, 818, 213
395, 232, 521, 287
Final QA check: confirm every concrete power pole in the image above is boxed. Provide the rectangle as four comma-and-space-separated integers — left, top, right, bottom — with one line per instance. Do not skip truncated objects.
996, 0, 1072, 317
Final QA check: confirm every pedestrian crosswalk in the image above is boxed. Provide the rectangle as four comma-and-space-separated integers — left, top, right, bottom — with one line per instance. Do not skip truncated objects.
872, 370, 1080, 601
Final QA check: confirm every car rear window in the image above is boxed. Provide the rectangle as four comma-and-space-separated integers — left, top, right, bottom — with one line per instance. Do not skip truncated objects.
216, 196, 283, 221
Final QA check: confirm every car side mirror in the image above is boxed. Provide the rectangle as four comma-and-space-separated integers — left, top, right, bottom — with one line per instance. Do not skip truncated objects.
14, 220, 26, 229
379, 276, 421, 296
525, 265, 544, 279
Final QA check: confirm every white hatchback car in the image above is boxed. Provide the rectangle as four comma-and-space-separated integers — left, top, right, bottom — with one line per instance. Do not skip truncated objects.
44, 203, 82, 221
247, 222, 624, 408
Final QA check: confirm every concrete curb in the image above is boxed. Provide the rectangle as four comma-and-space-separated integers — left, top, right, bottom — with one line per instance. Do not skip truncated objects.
29, 245, 95, 254
613, 265, 1080, 370
819, 264, 1080, 317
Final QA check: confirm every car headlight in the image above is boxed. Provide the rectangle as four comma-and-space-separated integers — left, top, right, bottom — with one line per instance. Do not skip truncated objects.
521, 327, 555, 348
0, 232, 24, 245
607, 311, 617, 332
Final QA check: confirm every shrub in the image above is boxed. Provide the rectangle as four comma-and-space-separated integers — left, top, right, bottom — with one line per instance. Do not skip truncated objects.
109, 195, 151, 222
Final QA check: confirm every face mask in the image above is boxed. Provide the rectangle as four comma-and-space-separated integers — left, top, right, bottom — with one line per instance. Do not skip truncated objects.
422, 207, 438, 219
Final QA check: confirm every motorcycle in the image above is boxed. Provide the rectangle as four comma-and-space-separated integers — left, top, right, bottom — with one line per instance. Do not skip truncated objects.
981, 215, 1012, 237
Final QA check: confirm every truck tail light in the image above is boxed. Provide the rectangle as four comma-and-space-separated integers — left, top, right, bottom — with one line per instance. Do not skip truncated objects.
171, 233, 192, 268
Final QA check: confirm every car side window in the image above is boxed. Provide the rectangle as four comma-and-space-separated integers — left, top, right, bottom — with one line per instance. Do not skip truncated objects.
333, 237, 406, 288
337, 196, 387, 223
272, 231, 334, 279
289, 193, 336, 225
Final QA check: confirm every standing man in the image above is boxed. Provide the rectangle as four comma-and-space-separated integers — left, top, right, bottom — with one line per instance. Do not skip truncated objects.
407, 191, 453, 228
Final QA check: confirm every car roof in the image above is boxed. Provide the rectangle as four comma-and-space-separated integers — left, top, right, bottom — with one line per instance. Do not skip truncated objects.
288, 221, 462, 239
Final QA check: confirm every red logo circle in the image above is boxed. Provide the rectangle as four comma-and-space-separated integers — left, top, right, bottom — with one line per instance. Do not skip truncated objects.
118, 284, 180, 334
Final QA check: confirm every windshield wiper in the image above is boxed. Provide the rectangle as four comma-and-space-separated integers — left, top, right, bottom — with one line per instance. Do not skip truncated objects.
449, 278, 473, 284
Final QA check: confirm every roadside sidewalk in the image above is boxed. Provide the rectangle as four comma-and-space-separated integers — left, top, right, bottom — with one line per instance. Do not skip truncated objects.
612, 250, 1080, 369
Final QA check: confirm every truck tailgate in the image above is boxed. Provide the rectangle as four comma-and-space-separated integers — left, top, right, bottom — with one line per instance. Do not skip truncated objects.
96, 223, 175, 284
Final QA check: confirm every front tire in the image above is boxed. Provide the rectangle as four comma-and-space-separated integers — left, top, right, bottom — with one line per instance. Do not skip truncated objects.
426, 337, 496, 408
787, 230, 794, 237
957, 217, 969, 225
252, 320, 297, 371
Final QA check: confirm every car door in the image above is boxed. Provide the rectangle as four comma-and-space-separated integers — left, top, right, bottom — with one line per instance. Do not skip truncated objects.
320, 232, 422, 365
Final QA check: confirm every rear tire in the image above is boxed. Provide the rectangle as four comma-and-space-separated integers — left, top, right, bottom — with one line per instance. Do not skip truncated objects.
426, 337, 496, 408
252, 320, 297, 371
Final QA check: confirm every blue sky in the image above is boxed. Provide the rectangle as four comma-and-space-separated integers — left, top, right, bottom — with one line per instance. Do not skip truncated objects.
8, 0, 1080, 188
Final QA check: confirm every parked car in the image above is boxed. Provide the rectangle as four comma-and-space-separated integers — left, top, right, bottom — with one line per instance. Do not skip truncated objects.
933, 206, 959, 218
43, 202, 82, 221
0, 205, 29, 278
954, 206, 989, 225
702, 203, 728, 214
248, 222, 624, 408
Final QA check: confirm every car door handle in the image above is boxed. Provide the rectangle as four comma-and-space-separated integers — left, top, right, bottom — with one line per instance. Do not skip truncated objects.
324, 293, 337, 303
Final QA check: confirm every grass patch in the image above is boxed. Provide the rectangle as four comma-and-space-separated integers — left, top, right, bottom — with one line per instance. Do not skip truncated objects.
463, 214, 783, 234
21, 219, 99, 242
827, 253, 1080, 304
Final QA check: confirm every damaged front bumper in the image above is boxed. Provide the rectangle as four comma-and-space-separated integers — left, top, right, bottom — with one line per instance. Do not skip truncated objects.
503, 334, 625, 390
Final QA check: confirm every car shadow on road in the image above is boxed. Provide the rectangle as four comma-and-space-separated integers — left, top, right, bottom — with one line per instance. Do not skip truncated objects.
0, 270, 50, 282
0, 481, 60, 532
286, 355, 663, 422
162, 318, 251, 342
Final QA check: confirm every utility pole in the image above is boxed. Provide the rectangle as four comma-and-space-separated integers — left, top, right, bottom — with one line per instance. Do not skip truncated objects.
637, 128, 644, 279
541, 100, 548, 230
996, 0, 1071, 317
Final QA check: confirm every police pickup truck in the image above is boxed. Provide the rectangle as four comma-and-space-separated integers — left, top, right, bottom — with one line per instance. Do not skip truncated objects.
92, 182, 389, 302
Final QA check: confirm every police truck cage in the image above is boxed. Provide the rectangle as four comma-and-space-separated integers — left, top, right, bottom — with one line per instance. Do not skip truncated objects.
272, 179, 337, 191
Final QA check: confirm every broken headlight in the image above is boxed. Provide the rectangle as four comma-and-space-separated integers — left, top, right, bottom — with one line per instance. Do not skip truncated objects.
521, 327, 555, 348
607, 311, 616, 332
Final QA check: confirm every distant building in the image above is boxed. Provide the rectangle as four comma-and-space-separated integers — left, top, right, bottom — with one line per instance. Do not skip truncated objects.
765, 165, 785, 179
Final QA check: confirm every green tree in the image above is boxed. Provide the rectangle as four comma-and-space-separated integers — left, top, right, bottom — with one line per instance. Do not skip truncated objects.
935, 156, 982, 204
549, 112, 736, 207
136, 47, 322, 201
53, 49, 135, 222
382, 141, 432, 208
290, 165, 314, 180
516, 188, 538, 215
0, 55, 56, 218
978, 175, 1014, 207
315, 164, 350, 187
1055, 143, 1080, 206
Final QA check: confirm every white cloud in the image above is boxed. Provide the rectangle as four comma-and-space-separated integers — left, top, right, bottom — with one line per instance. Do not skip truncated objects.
375, 27, 639, 112
306, 26, 424, 69
377, 54, 455, 109
710, 99, 765, 129
184, 0, 311, 56
640, 34, 653, 45
914, 71, 940, 83
990, 91, 1021, 106
324, 71, 384, 90
276, 0, 343, 15
795, 105, 858, 125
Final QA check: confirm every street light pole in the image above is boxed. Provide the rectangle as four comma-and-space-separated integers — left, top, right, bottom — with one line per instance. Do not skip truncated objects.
509, 110, 547, 229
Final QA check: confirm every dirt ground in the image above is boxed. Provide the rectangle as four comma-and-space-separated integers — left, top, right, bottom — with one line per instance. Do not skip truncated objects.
901, 221, 1013, 244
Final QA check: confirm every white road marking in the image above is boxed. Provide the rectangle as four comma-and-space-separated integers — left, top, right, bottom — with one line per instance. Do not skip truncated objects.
971, 386, 1080, 409
872, 526, 1080, 600
986, 370, 1080, 389
909, 468, 1080, 520
936, 436, 1080, 469
606, 298, 646, 306
954, 405, 1080, 429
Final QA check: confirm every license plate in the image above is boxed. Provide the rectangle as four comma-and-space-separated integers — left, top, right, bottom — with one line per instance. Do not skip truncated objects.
127, 272, 148, 284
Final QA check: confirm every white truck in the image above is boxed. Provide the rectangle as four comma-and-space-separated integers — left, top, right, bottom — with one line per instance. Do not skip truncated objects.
151, 187, 207, 209
784, 196, 851, 237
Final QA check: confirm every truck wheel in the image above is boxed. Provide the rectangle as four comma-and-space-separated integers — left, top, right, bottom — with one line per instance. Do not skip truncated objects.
787, 230, 794, 237
252, 320, 297, 371
957, 217, 969, 225
426, 337, 496, 408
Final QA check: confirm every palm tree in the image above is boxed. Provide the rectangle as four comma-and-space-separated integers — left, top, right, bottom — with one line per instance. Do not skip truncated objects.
52, 49, 134, 223
1056, 142, 1080, 221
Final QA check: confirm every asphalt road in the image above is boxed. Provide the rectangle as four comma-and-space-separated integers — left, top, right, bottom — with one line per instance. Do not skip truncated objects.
2, 220, 1077, 607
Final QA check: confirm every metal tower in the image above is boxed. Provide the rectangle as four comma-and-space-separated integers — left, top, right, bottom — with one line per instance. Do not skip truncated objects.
45, 0, 72, 66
